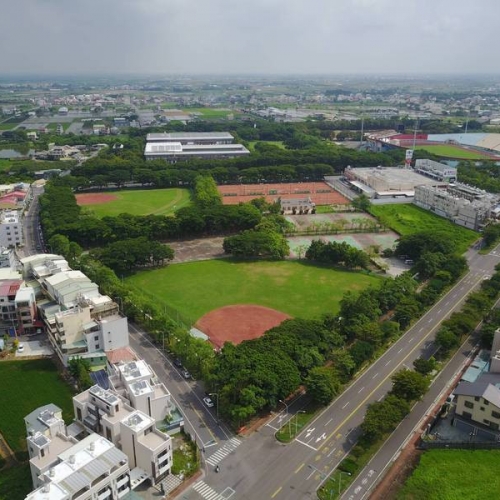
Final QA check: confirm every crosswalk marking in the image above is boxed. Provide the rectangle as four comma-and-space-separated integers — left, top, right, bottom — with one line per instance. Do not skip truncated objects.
205, 437, 241, 467
193, 481, 224, 500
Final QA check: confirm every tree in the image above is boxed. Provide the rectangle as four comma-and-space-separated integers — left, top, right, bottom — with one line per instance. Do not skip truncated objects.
361, 395, 410, 442
413, 357, 437, 376
305, 367, 340, 405
391, 369, 429, 401
435, 327, 460, 354
352, 194, 372, 212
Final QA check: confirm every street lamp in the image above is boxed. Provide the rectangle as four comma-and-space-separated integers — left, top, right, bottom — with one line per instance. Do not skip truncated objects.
279, 399, 290, 435
338, 471, 352, 496
295, 410, 306, 437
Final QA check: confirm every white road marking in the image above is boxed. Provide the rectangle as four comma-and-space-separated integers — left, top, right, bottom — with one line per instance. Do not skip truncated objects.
342, 402, 350, 409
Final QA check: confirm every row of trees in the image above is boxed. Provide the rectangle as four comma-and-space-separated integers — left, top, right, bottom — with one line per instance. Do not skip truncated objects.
40, 183, 263, 249
305, 239, 370, 270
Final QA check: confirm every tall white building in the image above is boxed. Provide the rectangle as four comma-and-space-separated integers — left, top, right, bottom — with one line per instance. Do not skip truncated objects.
26, 433, 131, 500
73, 383, 173, 485
20, 254, 129, 367
0, 210, 23, 247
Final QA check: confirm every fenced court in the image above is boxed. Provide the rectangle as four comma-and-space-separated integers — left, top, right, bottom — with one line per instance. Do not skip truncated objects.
217, 182, 349, 205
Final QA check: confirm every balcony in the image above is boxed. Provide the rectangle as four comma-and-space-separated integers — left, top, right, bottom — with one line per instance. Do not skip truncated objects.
158, 453, 169, 465
116, 475, 130, 489
97, 488, 112, 500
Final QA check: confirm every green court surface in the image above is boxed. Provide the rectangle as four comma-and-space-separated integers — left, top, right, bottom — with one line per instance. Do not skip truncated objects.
126, 258, 381, 321
414, 144, 493, 159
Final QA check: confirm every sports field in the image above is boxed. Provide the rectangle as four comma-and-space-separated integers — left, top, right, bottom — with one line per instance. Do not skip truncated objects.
76, 188, 191, 217
398, 449, 500, 499
414, 144, 494, 159
126, 259, 380, 321
369, 204, 478, 254
0, 359, 74, 452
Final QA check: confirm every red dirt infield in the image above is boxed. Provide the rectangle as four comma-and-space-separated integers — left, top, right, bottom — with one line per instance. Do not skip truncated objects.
75, 193, 118, 205
196, 305, 291, 349
217, 182, 349, 205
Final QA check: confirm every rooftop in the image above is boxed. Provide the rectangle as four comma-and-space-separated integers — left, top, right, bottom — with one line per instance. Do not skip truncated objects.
146, 131, 233, 141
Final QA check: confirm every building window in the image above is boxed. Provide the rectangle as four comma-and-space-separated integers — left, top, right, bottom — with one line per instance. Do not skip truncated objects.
492, 411, 500, 419
481, 407, 485, 412
106, 427, 112, 441
95, 344, 99, 349
94, 336, 99, 341
462, 411, 472, 419
484, 419, 491, 425
484, 400, 489, 405
474, 397, 480, 402
464, 401, 474, 409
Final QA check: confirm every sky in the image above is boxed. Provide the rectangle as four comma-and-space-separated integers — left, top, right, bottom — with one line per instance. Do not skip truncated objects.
2, 0, 500, 76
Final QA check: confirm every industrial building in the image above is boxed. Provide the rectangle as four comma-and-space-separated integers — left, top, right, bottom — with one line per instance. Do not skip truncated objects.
414, 183, 500, 230
414, 159, 457, 182
144, 132, 250, 162
343, 166, 443, 199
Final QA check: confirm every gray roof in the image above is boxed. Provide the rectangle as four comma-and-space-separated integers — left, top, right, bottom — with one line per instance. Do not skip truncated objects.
454, 372, 500, 408
147, 131, 233, 141
25, 404, 62, 434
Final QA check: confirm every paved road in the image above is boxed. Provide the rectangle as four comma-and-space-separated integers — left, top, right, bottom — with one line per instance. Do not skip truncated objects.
179, 244, 500, 500
126, 323, 241, 464
21, 185, 44, 257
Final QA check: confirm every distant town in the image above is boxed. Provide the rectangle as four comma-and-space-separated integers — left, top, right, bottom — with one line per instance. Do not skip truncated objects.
1, 75, 500, 500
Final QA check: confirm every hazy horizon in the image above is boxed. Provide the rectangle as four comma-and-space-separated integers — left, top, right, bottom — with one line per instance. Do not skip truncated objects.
2, 0, 500, 76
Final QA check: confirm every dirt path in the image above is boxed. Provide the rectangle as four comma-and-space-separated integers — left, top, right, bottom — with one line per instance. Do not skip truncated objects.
0, 432, 17, 468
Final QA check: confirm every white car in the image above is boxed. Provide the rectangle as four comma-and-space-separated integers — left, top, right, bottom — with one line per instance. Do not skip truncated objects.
17, 343, 24, 353
203, 397, 214, 408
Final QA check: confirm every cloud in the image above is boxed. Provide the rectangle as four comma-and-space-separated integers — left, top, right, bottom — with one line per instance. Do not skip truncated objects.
1, 0, 500, 75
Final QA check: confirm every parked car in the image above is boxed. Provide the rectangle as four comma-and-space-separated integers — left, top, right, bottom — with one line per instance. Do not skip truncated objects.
17, 343, 24, 353
174, 358, 182, 367
203, 397, 214, 408
182, 370, 191, 379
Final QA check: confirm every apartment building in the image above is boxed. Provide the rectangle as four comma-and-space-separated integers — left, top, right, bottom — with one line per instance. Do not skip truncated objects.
20, 254, 129, 367
73, 384, 173, 485
26, 432, 131, 500
414, 183, 500, 230
0, 209, 23, 247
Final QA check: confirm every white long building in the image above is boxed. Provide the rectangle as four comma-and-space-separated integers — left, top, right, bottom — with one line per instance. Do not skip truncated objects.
144, 131, 250, 162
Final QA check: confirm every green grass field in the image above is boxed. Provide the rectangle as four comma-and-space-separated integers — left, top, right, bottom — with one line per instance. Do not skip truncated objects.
80, 188, 191, 217
414, 144, 492, 160
186, 107, 235, 119
0, 359, 75, 452
398, 449, 500, 499
0, 463, 32, 500
369, 204, 478, 254
0, 159, 11, 171
126, 259, 381, 321
247, 140, 286, 151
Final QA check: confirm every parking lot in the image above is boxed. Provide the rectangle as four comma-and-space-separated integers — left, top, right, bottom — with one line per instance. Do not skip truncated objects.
15, 339, 53, 358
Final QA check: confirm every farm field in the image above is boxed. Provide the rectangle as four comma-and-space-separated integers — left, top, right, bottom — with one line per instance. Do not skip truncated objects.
0, 359, 74, 452
126, 259, 381, 321
398, 449, 500, 499
369, 203, 478, 254
414, 144, 493, 160
76, 188, 191, 217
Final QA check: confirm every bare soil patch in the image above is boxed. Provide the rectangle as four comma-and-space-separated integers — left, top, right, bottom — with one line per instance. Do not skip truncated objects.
75, 193, 118, 205
196, 304, 290, 349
